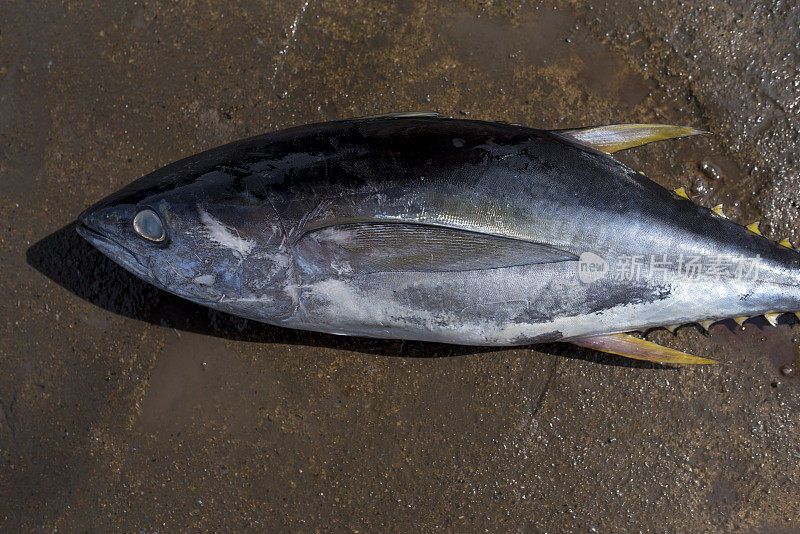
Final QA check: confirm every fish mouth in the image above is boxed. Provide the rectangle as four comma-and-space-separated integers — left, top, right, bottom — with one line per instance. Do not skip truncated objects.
76, 220, 118, 252
76, 220, 150, 280
76, 221, 111, 249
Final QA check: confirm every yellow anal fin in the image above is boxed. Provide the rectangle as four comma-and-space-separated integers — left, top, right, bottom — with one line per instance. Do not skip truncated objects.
558, 123, 706, 154
571, 333, 716, 365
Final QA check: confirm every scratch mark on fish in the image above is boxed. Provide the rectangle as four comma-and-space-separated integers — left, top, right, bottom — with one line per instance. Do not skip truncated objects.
198, 206, 255, 261
193, 274, 216, 286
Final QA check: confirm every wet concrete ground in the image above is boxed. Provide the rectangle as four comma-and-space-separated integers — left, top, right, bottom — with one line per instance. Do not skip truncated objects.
2, 1, 800, 531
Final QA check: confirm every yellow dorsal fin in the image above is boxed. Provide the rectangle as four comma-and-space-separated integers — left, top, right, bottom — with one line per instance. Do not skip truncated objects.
778, 238, 794, 248
711, 204, 727, 218
673, 186, 690, 199
571, 333, 716, 365
734, 316, 748, 326
764, 312, 780, 327
746, 222, 762, 235
558, 124, 706, 154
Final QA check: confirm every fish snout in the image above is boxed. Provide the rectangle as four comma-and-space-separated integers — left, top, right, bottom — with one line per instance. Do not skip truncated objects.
76, 202, 153, 277
76, 198, 136, 242
77, 201, 115, 237
76, 204, 109, 245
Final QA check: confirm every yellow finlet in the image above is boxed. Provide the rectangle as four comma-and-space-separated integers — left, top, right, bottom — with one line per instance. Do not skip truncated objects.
778, 238, 794, 249
559, 123, 707, 154
699, 320, 714, 332
664, 324, 679, 334
711, 204, 727, 218
571, 333, 716, 365
764, 312, 781, 327
672, 186, 690, 200
796, 311, 800, 320
734, 316, 748, 326
746, 222, 762, 235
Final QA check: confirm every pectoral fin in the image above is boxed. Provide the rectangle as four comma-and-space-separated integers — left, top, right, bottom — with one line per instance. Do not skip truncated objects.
571, 333, 716, 365
300, 222, 577, 274
557, 123, 706, 154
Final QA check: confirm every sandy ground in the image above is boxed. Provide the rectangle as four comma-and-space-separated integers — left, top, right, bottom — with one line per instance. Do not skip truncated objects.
2, 1, 799, 531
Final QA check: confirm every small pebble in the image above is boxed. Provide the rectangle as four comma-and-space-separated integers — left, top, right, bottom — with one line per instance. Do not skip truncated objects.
698, 159, 724, 181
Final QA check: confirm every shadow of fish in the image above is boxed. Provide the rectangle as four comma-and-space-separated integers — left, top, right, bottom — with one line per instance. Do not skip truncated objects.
76, 113, 800, 365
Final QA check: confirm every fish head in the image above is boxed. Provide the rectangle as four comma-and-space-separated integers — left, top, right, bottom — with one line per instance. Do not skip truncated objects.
77, 168, 297, 322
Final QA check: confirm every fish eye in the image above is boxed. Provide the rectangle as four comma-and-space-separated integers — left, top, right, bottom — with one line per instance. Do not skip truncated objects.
133, 209, 166, 242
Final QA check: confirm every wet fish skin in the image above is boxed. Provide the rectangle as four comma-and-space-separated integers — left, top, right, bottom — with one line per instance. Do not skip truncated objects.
77, 116, 800, 359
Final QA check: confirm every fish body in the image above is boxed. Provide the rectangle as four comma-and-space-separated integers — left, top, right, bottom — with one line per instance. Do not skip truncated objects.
78, 115, 800, 363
